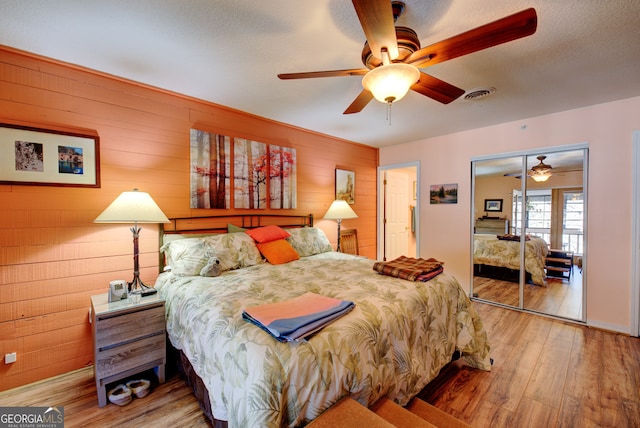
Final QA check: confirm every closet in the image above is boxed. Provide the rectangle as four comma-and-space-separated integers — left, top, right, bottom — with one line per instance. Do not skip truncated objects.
470, 146, 587, 322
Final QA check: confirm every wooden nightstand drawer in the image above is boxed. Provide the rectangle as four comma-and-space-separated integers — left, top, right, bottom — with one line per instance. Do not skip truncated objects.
95, 305, 165, 349
95, 333, 165, 379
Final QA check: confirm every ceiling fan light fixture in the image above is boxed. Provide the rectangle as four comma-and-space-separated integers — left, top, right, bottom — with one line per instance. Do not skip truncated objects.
362, 63, 420, 104
530, 171, 551, 182
528, 155, 552, 182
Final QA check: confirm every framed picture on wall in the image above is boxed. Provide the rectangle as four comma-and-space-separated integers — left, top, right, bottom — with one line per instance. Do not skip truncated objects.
430, 183, 458, 204
335, 168, 355, 204
484, 198, 503, 212
0, 123, 100, 188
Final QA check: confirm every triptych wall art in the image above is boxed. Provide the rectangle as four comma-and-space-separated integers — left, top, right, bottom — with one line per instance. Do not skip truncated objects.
190, 129, 230, 209
189, 128, 296, 209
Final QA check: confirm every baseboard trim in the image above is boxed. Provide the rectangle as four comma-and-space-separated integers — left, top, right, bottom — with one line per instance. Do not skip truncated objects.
587, 319, 629, 335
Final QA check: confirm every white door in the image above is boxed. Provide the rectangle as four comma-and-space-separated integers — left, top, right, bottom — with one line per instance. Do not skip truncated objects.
385, 170, 409, 260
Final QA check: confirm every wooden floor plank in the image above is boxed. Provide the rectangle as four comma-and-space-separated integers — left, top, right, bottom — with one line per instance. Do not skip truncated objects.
510, 396, 559, 427
524, 322, 576, 408
472, 399, 514, 427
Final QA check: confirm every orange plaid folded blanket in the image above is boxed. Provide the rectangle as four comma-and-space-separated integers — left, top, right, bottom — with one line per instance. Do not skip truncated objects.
373, 256, 444, 282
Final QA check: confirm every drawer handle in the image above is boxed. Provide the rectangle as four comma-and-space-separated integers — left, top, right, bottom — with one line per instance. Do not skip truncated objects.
99, 331, 164, 352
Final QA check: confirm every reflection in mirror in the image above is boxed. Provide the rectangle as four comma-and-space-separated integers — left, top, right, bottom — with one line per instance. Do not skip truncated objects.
472, 156, 523, 308
471, 148, 586, 322
522, 150, 585, 320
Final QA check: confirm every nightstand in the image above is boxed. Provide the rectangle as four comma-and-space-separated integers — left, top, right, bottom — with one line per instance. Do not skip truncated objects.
545, 249, 574, 280
90, 293, 166, 407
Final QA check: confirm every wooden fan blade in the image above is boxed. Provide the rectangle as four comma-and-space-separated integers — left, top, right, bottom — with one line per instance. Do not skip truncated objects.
343, 90, 374, 114
554, 168, 583, 173
407, 8, 537, 68
411, 72, 465, 104
278, 69, 368, 79
352, 0, 399, 60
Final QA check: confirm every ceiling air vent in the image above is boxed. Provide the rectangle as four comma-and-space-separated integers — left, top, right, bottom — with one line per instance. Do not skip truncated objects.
463, 87, 496, 101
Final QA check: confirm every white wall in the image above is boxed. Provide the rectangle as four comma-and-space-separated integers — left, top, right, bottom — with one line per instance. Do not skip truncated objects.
380, 96, 640, 333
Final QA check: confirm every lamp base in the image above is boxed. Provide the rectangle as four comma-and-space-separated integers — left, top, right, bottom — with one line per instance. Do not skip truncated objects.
128, 274, 157, 296
128, 224, 157, 296
140, 288, 158, 296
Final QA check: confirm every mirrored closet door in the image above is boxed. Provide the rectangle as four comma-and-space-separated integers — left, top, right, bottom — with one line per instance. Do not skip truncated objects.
471, 147, 587, 322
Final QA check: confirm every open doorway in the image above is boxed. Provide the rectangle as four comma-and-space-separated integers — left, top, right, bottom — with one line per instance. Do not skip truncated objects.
377, 162, 420, 261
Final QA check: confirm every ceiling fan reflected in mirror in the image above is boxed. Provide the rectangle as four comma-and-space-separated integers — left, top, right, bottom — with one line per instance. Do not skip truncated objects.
503, 155, 583, 181
528, 155, 553, 182
277, 0, 537, 114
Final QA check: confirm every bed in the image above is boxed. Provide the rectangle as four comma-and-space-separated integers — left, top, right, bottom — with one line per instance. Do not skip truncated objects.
473, 234, 549, 286
156, 214, 491, 427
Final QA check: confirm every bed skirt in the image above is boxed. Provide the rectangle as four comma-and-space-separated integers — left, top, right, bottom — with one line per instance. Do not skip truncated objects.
170, 343, 227, 428
474, 263, 533, 284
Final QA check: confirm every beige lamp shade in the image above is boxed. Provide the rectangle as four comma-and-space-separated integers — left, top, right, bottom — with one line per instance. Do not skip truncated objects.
324, 200, 357, 253
323, 200, 358, 220
94, 189, 169, 224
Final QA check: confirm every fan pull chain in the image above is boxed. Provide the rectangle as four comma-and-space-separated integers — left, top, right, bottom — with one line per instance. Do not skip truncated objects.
386, 100, 392, 125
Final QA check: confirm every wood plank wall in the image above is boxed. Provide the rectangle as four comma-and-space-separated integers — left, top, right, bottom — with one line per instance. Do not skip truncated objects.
0, 46, 378, 391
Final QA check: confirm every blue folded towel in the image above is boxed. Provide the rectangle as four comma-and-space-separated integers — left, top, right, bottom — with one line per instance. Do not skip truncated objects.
242, 292, 355, 342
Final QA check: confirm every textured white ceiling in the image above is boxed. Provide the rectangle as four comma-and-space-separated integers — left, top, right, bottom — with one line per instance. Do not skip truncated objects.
1, 0, 639, 147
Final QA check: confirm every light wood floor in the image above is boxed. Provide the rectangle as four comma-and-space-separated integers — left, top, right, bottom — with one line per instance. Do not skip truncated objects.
0, 366, 212, 427
419, 303, 640, 427
1, 302, 638, 427
473, 266, 583, 320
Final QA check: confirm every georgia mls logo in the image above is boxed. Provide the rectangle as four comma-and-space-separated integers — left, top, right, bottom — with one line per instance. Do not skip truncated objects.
44, 407, 63, 419
0, 406, 64, 428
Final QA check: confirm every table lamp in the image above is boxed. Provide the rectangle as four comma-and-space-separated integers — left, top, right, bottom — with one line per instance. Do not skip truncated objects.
323, 200, 358, 252
95, 189, 169, 295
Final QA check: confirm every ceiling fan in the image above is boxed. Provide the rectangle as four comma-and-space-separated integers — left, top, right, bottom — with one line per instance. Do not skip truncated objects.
527, 155, 553, 182
278, 0, 537, 114
504, 155, 552, 181
504, 155, 582, 182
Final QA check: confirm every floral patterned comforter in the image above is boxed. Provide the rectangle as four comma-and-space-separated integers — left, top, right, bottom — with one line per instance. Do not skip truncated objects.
155, 252, 491, 427
473, 234, 549, 285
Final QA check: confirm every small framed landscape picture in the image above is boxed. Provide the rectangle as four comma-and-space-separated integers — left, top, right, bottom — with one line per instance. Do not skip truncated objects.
335, 168, 355, 204
484, 199, 503, 212
430, 183, 458, 204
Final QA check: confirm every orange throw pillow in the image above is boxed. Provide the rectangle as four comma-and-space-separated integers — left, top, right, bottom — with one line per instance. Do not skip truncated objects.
257, 239, 300, 265
246, 225, 291, 243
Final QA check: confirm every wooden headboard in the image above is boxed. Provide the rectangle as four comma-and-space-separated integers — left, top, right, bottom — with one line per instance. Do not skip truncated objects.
161, 213, 313, 235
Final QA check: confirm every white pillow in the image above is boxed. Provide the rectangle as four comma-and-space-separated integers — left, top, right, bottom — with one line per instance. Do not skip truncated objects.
202, 232, 263, 271
160, 237, 209, 276
161, 232, 263, 275
286, 227, 333, 257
